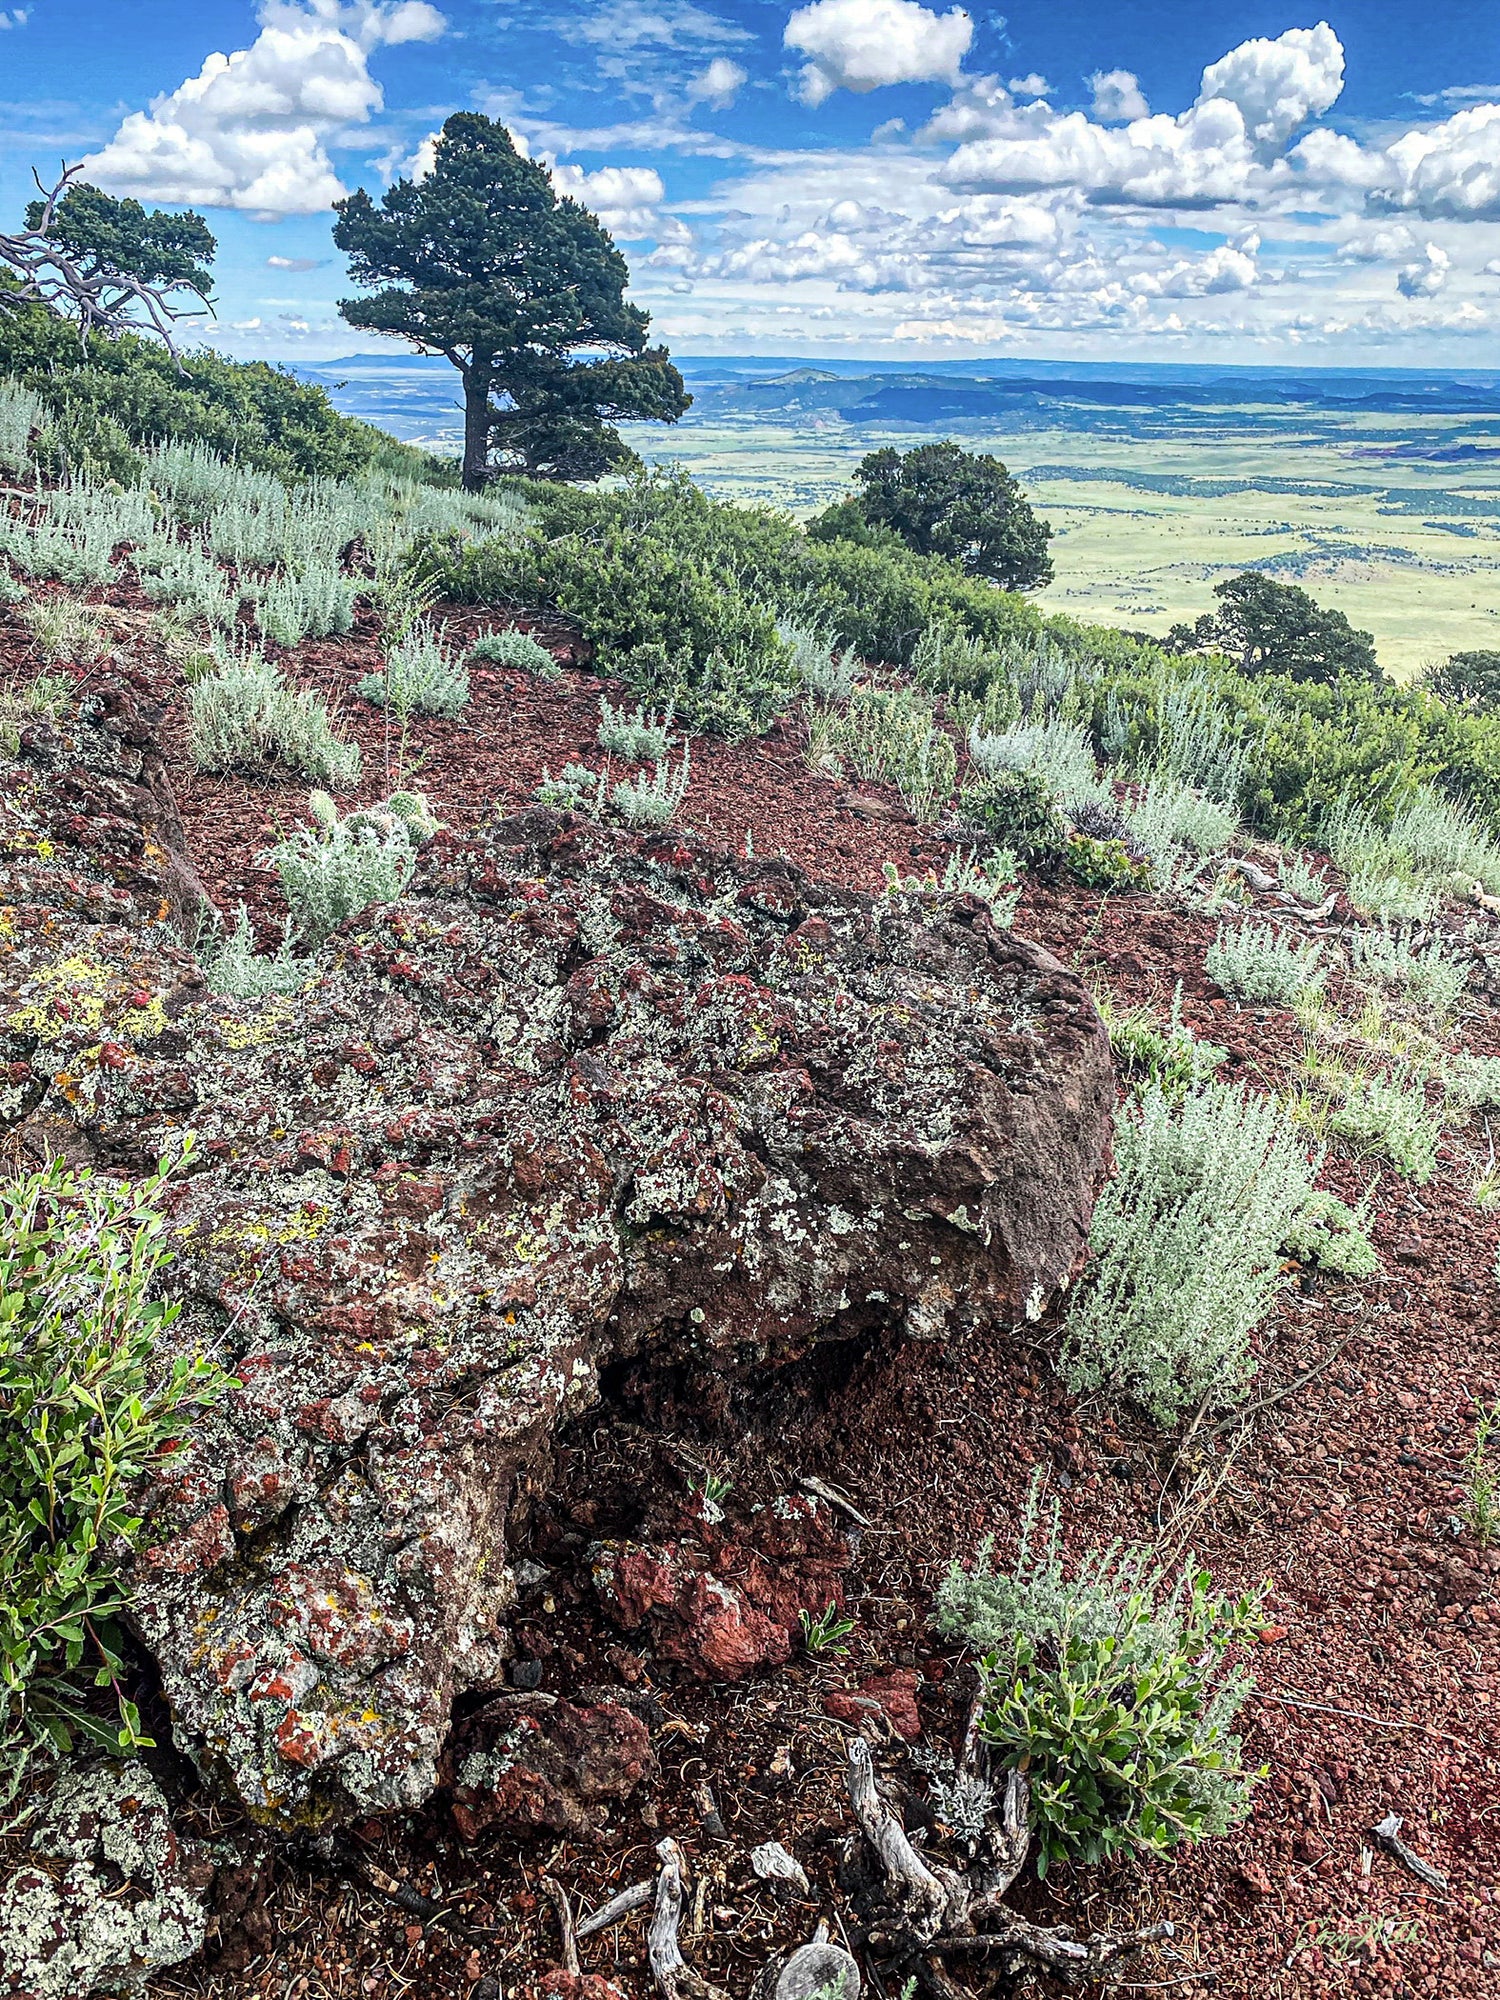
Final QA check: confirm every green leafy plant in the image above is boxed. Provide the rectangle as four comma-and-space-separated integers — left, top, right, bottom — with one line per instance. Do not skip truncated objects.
956, 767, 1067, 870
1206, 920, 1326, 1007
1066, 833, 1150, 892
819, 683, 957, 821
934, 1479, 1264, 1874
0, 1146, 230, 1800
799, 1604, 857, 1655
1064, 1080, 1319, 1421
0, 669, 74, 754
1097, 982, 1227, 1101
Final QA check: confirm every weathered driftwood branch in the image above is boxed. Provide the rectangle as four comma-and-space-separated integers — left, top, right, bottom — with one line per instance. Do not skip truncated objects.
840, 1737, 1175, 1986
544, 1876, 581, 1977
1370, 1811, 1449, 1891
577, 1877, 655, 1938
0, 164, 211, 363
649, 1838, 730, 2000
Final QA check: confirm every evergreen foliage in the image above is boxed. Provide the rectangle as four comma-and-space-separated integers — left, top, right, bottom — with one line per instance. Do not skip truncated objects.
333, 115, 689, 490
811, 440, 1054, 592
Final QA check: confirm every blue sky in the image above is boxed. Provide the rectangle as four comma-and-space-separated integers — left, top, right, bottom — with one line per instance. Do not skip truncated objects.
2, 1, 1499, 364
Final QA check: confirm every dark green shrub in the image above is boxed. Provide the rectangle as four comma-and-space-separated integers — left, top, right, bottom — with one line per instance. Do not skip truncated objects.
0, 1147, 230, 1798
1425, 649, 1500, 710
957, 768, 1067, 869
811, 440, 1054, 591
1066, 833, 1149, 891
0, 301, 432, 481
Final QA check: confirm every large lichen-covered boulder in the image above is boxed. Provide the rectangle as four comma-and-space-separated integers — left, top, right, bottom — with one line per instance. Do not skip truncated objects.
0, 687, 1113, 1832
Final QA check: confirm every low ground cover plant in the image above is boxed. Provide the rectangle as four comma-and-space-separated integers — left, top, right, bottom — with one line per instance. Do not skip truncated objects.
934, 1477, 1264, 1873
1097, 982, 1227, 1100
1064, 1078, 1318, 1421
1206, 920, 1326, 1006
189, 651, 360, 788
1347, 926, 1467, 1019
469, 626, 559, 678
884, 846, 1021, 925
1281, 1187, 1381, 1279
0, 1147, 229, 1800
265, 788, 430, 942
20, 592, 104, 663
957, 768, 1067, 869
199, 907, 310, 997
598, 697, 673, 762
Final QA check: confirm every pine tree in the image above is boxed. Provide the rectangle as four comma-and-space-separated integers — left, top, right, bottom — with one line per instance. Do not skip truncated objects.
333, 115, 688, 490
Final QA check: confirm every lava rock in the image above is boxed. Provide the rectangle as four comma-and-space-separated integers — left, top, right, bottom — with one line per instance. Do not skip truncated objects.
444, 1697, 654, 1841
0, 688, 1113, 1829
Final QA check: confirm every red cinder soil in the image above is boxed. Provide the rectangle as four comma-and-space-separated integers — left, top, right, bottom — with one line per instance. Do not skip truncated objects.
1, 579, 1495, 2000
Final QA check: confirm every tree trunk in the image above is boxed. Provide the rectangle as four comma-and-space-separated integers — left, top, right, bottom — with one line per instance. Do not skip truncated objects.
462, 357, 492, 492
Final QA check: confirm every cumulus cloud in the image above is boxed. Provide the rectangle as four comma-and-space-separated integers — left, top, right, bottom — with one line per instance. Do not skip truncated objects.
1089, 69, 1148, 122
942, 25, 1345, 209
784, 0, 973, 108
82, 0, 445, 216
686, 56, 747, 107
1397, 241, 1450, 295
1008, 74, 1049, 100
1194, 21, 1343, 156
550, 161, 666, 235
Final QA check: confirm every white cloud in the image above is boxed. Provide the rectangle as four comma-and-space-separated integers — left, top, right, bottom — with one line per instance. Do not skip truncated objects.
686, 57, 747, 108
784, 0, 973, 108
1008, 74, 1049, 100
1194, 21, 1343, 156
266, 254, 325, 269
1089, 69, 1148, 122
81, 0, 445, 217
0, 9, 32, 26
1397, 240, 1450, 295
550, 161, 666, 235
941, 26, 1346, 210
562, 0, 750, 50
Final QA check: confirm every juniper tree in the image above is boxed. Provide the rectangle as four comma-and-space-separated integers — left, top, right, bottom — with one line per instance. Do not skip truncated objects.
332, 115, 688, 490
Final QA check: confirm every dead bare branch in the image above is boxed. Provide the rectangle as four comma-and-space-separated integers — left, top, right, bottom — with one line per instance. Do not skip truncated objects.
0, 163, 212, 365
1370, 1811, 1449, 1892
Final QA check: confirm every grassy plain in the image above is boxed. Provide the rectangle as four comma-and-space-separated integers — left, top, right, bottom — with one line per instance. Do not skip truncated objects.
630, 410, 1500, 678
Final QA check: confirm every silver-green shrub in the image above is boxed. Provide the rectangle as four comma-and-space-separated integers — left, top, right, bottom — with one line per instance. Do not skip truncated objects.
1206, 920, 1326, 1006
1126, 774, 1239, 867
188, 653, 360, 787
358, 619, 469, 718
138, 535, 241, 626
0, 505, 119, 588
199, 907, 310, 997
611, 745, 691, 829
264, 790, 421, 943
0, 380, 43, 473
967, 714, 1105, 814
1348, 926, 1467, 1018
778, 616, 856, 700
1064, 1079, 1319, 1421
256, 560, 359, 647
598, 697, 673, 762
1327, 1071, 1440, 1182
535, 761, 607, 812
884, 847, 1020, 926
469, 627, 559, 678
